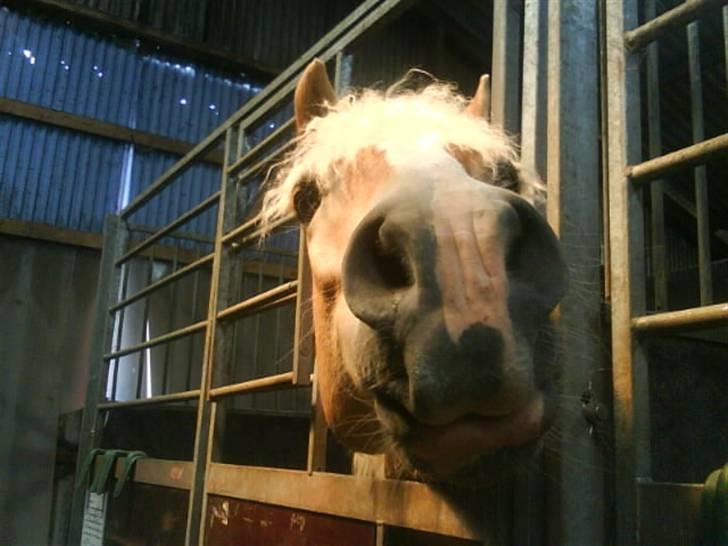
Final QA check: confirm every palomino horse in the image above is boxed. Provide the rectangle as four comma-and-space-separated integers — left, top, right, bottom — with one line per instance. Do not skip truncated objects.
261, 60, 567, 482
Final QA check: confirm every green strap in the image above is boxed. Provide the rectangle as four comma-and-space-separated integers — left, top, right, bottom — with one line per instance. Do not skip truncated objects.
113, 451, 147, 498
91, 449, 125, 494
79, 448, 105, 488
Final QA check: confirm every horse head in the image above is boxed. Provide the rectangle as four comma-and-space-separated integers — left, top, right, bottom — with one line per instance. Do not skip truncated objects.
261, 59, 567, 481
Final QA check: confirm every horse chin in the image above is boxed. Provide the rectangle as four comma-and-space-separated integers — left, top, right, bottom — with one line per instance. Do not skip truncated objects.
375, 392, 552, 484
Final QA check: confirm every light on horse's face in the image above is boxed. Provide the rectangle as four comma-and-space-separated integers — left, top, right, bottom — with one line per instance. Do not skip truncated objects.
291, 60, 567, 481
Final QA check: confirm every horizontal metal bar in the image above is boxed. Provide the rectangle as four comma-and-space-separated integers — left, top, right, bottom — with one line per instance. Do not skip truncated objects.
234, 141, 295, 186
97, 389, 200, 410
624, 0, 726, 50
120, 0, 401, 220
227, 118, 295, 175
217, 281, 298, 321
632, 302, 728, 332
116, 192, 220, 265
128, 223, 215, 245
206, 465, 488, 540
104, 320, 207, 360
209, 372, 296, 399
627, 133, 728, 183
222, 212, 297, 248
109, 253, 214, 313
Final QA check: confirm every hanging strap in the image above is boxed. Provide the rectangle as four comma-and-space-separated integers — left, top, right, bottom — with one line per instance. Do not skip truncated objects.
113, 451, 148, 498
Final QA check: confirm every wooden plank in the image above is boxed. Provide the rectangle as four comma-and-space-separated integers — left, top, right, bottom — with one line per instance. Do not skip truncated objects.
0, 216, 103, 250
0, 96, 223, 165
206, 465, 497, 542
490, 0, 522, 134
5, 0, 279, 78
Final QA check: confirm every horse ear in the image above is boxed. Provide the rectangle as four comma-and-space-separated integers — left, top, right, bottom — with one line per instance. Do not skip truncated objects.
295, 59, 337, 132
465, 74, 491, 121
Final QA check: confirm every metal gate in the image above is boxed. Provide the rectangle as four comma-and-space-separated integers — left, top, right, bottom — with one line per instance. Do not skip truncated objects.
605, 0, 728, 544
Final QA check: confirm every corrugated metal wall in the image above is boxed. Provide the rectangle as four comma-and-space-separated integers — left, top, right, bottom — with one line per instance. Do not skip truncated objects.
63, 0, 360, 72
0, 5, 263, 234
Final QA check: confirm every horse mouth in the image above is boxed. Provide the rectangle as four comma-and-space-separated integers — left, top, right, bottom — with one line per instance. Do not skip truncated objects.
377, 394, 545, 477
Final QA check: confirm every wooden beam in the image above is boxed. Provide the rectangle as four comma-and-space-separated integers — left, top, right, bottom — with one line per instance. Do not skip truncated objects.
0, 97, 224, 165
3, 0, 279, 79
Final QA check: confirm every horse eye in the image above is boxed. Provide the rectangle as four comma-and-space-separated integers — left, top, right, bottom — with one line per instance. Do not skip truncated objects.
292, 178, 321, 223
493, 161, 520, 192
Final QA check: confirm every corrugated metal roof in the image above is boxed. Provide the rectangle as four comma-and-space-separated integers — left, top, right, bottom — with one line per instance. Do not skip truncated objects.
0, 5, 264, 234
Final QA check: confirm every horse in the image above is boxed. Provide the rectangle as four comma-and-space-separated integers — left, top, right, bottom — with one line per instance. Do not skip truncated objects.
260, 59, 567, 483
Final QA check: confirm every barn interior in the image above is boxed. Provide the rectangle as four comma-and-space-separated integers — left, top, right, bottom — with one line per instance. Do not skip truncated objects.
1, 1, 727, 545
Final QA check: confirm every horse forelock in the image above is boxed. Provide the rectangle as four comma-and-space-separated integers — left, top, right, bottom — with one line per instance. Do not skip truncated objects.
258, 79, 545, 234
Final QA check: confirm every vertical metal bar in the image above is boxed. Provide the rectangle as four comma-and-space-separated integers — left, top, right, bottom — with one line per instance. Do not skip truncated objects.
186, 268, 201, 392
110, 263, 131, 400
185, 129, 236, 546
645, 0, 668, 312
605, 1, 651, 544
491, 0, 522, 134
545, 2, 605, 545
162, 246, 180, 394
723, 6, 728, 86
67, 215, 128, 546
687, 21, 713, 305
136, 248, 155, 399
515, 2, 546, 544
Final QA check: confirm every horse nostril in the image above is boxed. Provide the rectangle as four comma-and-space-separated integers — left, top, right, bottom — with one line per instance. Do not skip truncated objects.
343, 213, 416, 329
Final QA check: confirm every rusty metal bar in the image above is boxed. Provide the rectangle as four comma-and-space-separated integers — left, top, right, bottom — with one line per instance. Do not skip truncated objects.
687, 22, 714, 305
109, 253, 214, 313
116, 192, 219, 265
216, 281, 298, 321
627, 133, 728, 183
632, 302, 728, 332
103, 320, 207, 361
226, 118, 295, 176
208, 372, 297, 399
624, 0, 726, 50
606, 1, 650, 544
97, 389, 200, 410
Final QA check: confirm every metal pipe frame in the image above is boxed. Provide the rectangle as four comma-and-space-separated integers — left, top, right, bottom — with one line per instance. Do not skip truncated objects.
208, 372, 297, 399
119, 0, 408, 220
216, 281, 298, 322
632, 302, 728, 332
109, 253, 213, 313
103, 320, 208, 361
226, 118, 295, 176
627, 133, 728, 183
115, 191, 220, 266
97, 389, 200, 410
624, 0, 727, 50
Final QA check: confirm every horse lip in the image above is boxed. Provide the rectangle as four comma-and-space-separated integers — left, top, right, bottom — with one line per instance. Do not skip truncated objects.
402, 396, 545, 470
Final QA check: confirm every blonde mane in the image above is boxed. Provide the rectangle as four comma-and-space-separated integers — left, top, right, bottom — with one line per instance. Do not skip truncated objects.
259, 80, 543, 233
